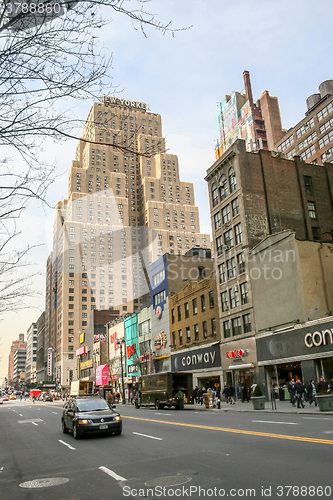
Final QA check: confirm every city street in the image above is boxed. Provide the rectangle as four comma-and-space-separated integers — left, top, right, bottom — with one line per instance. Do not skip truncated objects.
0, 399, 332, 500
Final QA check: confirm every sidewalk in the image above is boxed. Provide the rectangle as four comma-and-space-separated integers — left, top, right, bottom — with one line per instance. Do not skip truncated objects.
187, 399, 333, 415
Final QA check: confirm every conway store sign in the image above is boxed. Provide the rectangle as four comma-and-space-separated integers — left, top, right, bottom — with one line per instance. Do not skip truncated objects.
257, 320, 333, 362
171, 343, 221, 372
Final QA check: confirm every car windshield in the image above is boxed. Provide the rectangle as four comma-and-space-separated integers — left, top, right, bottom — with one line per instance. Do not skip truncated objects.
76, 399, 110, 412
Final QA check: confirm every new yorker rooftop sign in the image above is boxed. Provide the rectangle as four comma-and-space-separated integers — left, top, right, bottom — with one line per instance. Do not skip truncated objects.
103, 96, 150, 111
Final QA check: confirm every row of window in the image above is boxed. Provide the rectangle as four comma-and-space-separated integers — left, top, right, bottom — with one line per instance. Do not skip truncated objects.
214, 198, 239, 229
211, 168, 237, 207
220, 283, 249, 312
317, 101, 333, 122
171, 292, 215, 323
298, 131, 317, 151
300, 144, 315, 161
277, 135, 294, 152
216, 223, 242, 255
218, 253, 245, 282
318, 129, 333, 150
173, 318, 216, 345
223, 314, 251, 338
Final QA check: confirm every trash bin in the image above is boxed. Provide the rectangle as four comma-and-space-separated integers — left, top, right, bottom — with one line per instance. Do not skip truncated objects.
279, 388, 285, 401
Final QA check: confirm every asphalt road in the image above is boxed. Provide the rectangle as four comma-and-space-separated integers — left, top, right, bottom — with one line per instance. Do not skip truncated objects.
0, 400, 332, 500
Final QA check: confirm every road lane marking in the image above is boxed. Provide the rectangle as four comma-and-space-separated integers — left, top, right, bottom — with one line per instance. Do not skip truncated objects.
154, 413, 172, 416
32, 422, 38, 426
18, 418, 43, 424
19, 414, 23, 417
133, 432, 163, 441
123, 416, 333, 446
99, 466, 127, 481
252, 420, 298, 425
52, 412, 58, 414
58, 440, 76, 450
303, 417, 333, 421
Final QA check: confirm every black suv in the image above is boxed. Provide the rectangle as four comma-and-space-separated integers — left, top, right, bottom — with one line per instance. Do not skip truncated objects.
61, 396, 122, 439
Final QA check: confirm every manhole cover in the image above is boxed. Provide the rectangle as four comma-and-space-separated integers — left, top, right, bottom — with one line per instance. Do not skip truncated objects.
145, 476, 191, 487
19, 478, 69, 489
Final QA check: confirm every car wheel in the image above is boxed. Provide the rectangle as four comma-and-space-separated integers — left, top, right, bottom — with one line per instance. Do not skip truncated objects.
155, 399, 160, 410
62, 420, 69, 434
114, 429, 122, 436
73, 423, 80, 439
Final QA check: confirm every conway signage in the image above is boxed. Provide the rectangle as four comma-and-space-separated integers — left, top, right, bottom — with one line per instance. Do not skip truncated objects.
171, 343, 221, 372
257, 320, 333, 362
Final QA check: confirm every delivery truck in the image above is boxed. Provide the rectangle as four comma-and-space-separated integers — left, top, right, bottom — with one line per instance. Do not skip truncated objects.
135, 372, 193, 410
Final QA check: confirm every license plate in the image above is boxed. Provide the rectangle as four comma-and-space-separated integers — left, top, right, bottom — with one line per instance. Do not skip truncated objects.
99, 424, 108, 430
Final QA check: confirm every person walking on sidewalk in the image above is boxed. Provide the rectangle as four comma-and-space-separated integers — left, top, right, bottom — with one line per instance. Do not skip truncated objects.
288, 378, 296, 406
229, 384, 235, 405
294, 379, 305, 408
222, 385, 230, 404
307, 380, 318, 406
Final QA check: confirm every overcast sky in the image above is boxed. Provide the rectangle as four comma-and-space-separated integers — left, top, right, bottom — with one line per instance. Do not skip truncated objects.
1, 0, 333, 379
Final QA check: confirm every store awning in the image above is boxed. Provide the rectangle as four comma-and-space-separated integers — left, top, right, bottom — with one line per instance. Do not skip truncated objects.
228, 363, 253, 370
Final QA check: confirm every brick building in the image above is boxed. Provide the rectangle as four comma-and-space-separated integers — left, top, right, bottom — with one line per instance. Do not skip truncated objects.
169, 273, 222, 390
205, 139, 333, 394
276, 80, 333, 165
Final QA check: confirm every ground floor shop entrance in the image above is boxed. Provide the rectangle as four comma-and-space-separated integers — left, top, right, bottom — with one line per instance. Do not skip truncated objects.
224, 367, 255, 400
197, 375, 221, 392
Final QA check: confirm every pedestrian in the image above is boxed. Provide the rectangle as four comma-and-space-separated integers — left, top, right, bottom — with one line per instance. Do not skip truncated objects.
242, 385, 250, 403
317, 377, 328, 395
32, 396, 35, 404
222, 385, 230, 404
193, 386, 199, 404
294, 379, 305, 408
106, 390, 114, 407
115, 391, 121, 403
175, 388, 185, 410
288, 378, 296, 406
307, 380, 318, 406
229, 385, 235, 405
197, 388, 203, 405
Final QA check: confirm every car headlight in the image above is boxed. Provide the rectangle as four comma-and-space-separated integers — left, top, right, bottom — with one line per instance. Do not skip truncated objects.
115, 416, 121, 421
78, 419, 92, 424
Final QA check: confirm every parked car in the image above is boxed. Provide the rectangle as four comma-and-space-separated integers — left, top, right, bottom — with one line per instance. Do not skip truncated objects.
9, 394, 16, 400
44, 394, 53, 402
0, 397, 3, 404
61, 396, 122, 439
2, 395, 9, 402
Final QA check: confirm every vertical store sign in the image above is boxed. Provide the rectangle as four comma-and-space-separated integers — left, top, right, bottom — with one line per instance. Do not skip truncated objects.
47, 348, 54, 376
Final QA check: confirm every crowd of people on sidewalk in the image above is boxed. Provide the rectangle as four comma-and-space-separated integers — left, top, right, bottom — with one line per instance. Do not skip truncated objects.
287, 377, 333, 408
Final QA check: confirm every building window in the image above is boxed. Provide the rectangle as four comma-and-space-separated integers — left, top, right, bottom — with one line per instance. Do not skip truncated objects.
234, 223, 242, 244
153, 290, 166, 305
192, 298, 197, 315
214, 212, 221, 230
186, 327, 191, 343
237, 252, 246, 274
307, 201, 316, 219
171, 308, 175, 324
243, 313, 251, 333
232, 317, 242, 336
68, 354, 74, 359
222, 205, 231, 224
212, 182, 219, 207
232, 198, 239, 217
216, 235, 223, 256
229, 286, 239, 308
223, 320, 231, 339
211, 318, 216, 337
221, 291, 228, 312
177, 305, 181, 321
202, 321, 207, 338
194, 324, 199, 341
201, 294, 205, 312
178, 329, 183, 345
224, 229, 233, 249
219, 175, 229, 200
227, 257, 236, 279
209, 291, 214, 308
229, 167, 237, 192
184, 302, 189, 318
312, 227, 321, 241
219, 263, 226, 284
240, 282, 249, 305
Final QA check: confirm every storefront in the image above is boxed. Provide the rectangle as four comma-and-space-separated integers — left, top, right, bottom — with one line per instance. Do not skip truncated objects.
256, 318, 333, 400
221, 337, 258, 400
171, 342, 222, 391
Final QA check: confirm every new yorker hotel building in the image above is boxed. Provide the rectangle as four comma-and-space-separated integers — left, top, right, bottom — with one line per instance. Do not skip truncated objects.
47, 97, 210, 388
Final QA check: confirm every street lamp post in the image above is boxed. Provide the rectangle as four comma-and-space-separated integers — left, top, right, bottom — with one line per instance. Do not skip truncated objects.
117, 339, 126, 405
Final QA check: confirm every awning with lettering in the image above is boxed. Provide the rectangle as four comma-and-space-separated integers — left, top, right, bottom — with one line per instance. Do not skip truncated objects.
76, 346, 89, 357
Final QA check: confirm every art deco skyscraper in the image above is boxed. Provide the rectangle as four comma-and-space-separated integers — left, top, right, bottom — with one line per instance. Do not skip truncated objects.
47, 97, 210, 387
